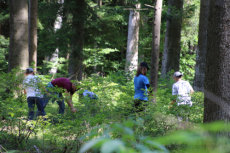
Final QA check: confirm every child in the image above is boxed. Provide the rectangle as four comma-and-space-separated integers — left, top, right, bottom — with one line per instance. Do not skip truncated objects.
134, 62, 150, 112
171, 71, 194, 121
23, 68, 45, 120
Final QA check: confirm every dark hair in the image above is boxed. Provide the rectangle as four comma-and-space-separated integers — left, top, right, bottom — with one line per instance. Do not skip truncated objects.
26, 71, 34, 75
140, 62, 149, 70
136, 66, 147, 77
25, 68, 34, 74
70, 84, 77, 95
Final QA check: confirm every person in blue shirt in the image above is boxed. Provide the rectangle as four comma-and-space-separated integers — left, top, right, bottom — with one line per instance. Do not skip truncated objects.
134, 62, 150, 112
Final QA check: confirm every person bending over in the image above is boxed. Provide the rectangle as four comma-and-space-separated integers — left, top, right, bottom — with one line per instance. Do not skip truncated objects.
134, 62, 150, 112
44, 77, 77, 114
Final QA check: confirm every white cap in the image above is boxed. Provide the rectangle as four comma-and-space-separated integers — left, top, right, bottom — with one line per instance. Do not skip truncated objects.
173, 71, 183, 77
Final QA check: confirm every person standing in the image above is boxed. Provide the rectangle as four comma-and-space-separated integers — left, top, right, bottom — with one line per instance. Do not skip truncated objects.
171, 71, 194, 121
23, 68, 45, 120
44, 77, 77, 114
134, 62, 150, 112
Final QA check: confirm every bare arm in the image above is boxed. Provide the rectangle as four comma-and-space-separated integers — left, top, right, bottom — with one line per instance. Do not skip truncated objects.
64, 92, 76, 113
190, 89, 194, 94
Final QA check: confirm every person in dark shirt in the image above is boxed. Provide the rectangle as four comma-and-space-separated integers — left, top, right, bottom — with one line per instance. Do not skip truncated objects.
44, 77, 77, 114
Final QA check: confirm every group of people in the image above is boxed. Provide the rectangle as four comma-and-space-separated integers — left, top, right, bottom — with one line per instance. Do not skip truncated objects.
23, 62, 194, 121
23, 68, 96, 120
134, 62, 194, 120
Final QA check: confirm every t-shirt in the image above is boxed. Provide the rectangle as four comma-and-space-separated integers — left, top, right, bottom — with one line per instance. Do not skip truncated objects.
172, 80, 193, 106
83, 90, 98, 99
23, 74, 43, 98
51, 78, 74, 94
134, 74, 150, 101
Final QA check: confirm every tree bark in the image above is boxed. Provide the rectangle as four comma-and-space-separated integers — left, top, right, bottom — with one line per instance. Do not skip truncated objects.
125, 4, 141, 74
97, 0, 102, 7
193, 0, 210, 91
150, 0, 163, 102
204, 0, 230, 122
161, 0, 183, 77
68, 0, 86, 81
28, 0, 38, 70
8, 0, 29, 71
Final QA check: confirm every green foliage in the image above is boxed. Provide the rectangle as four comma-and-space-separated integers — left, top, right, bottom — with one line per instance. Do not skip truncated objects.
79, 119, 169, 153
0, 12, 9, 23
0, 70, 206, 153
83, 48, 121, 74
1, 0, 223, 152
42, 57, 69, 77
180, 0, 200, 82
0, 35, 8, 71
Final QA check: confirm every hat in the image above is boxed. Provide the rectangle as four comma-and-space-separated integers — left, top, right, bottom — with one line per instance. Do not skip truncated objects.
140, 62, 149, 70
173, 71, 183, 77
26, 68, 34, 74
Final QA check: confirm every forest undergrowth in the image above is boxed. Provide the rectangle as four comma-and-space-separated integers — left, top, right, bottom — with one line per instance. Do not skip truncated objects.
0, 70, 230, 153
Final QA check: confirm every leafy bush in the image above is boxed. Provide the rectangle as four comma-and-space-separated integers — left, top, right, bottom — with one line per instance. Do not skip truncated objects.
0, 70, 206, 153
0, 35, 9, 72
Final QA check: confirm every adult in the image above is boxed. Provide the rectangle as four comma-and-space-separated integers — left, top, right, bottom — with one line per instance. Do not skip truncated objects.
171, 71, 194, 121
134, 62, 150, 112
23, 68, 45, 120
44, 77, 77, 114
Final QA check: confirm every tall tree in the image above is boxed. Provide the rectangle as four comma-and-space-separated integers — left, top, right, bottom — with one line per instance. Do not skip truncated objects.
125, 4, 141, 74
8, 0, 29, 71
161, 0, 183, 77
68, 0, 86, 80
49, 0, 64, 75
193, 0, 210, 91
28, 0, 38, 69
97, 0, 102, 7
150, 0, 163, 102
204, 0, 230, 122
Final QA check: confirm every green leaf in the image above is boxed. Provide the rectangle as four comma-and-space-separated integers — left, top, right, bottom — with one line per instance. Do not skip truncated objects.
79, 138, 108, 153
101, 139, 125, 153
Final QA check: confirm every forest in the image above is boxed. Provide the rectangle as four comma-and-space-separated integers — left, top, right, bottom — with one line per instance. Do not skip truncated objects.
1, 0, 230, 152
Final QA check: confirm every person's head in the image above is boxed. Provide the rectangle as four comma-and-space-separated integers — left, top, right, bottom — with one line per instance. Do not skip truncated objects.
25, 68, 34, 76
70, 82, 81, 95
136, 62, 149, 76
70, 84, 77, 95
173, 71, 183, 82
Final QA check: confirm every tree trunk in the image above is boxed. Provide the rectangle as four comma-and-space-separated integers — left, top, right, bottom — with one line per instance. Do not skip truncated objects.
8, 0, 29, 71
68, 0, 86, 81
28, 0, 38, 70
193, 0, 210, 91
150, 0, 163, 102
204, 0, 230, 122
161, 0, 183, 77
48, 0, 64, 75
97, 0, 102, 7
125, 4, 141, 74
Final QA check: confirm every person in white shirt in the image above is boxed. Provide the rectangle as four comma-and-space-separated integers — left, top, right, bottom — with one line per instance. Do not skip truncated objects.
171, 71, 194, 121
23, 68, 45, 120
172, 71, 194, 106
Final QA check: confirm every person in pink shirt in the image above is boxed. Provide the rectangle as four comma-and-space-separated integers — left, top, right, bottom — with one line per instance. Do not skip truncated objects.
44, 78, 77, 114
